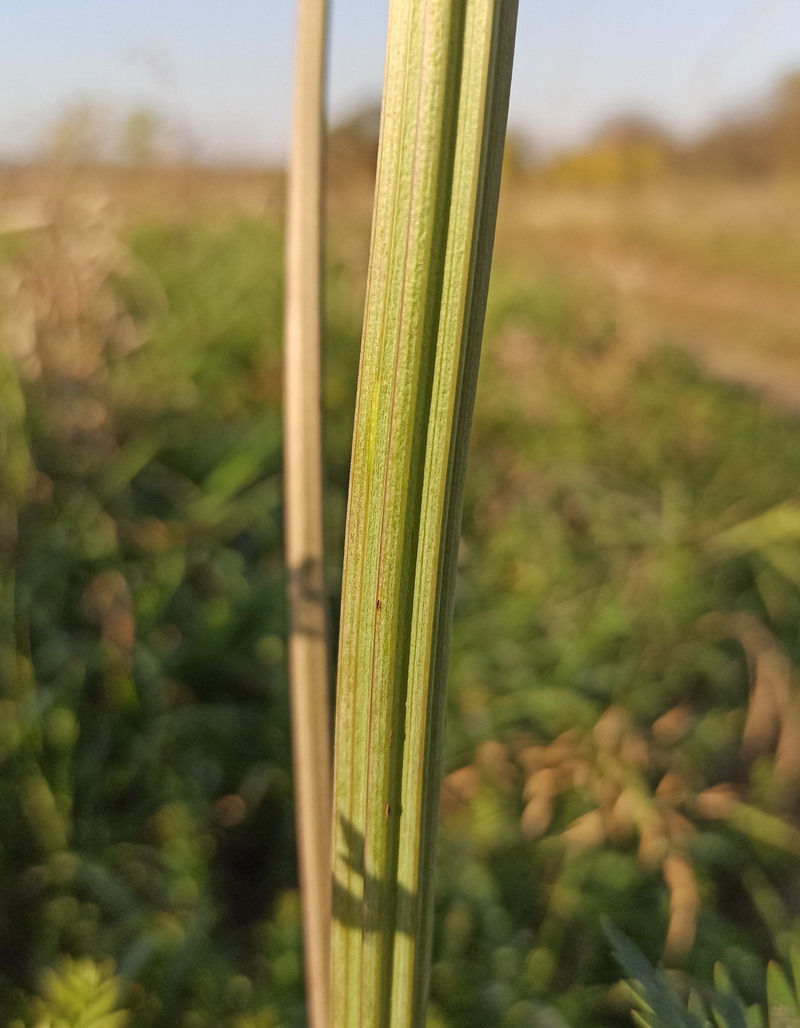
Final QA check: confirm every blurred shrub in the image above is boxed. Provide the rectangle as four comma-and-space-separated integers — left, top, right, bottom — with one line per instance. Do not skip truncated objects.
0, 201, 326, 1026
537, 68, 800, 183
665, 69, 800, 179
16, 956, 129, 1028
543, 117, 672, 189
607, 921, 800, 1028
2, 187, 800, 1026
429, 261, 800, 1025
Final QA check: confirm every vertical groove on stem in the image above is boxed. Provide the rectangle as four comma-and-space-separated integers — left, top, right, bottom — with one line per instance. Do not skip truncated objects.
283, 1, 331, 1025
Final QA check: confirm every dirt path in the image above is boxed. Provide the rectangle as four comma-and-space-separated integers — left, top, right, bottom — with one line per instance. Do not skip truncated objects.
588, 239, 800, 413
497, 182, 800, 414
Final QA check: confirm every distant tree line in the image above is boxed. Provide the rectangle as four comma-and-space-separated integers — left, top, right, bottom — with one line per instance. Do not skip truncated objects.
537, 70, 800, 186
35, 68, 800, 183
681, 71, 800, 178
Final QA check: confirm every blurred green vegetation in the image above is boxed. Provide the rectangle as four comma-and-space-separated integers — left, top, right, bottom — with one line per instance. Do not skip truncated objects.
1, 185, 800, 1027
606, 920, 800, 1028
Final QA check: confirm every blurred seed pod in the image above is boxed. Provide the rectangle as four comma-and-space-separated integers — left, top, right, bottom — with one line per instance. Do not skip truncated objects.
561, 809, 606, 851
569, 758, 592, 790
620, 730, 651, 770
593, 707, 630, 754
476, 740, 517, 791
213, 794, 247, 828
441, 765, 480, 815
517, 745, 547, 774
29, 471, 54, 503
775, 699, 800, 795
694, 784, 740, 819
744, 647, 791, 758
663, 852, 695, 891
664, 893, 699, 960
655, 772, 687, 808
103, 605, 135, 654
523, 767, 559, 803
81, 569, 130, 622
663, 854, 699, 959
81, 569, 135, 669
591, 775, 620, 812
709, 612, 790, 759
663, 809, 695, 841
543, 730, 580, 766
608, 786, 642, 841
652, 704, 692, 746
521, 794, 553, 839
129, 515, 174, 552
638, 816, 668, 869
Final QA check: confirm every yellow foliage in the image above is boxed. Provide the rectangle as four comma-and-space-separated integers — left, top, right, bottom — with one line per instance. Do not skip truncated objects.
544, 140, 668, 188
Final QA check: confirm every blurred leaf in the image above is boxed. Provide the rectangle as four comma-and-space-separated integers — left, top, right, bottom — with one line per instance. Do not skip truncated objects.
188, 425, 281, 526
604, 920, 704, 1028
712, 963, 749, 1028
31, 957, 129, 1028
709, 503, 800, 575
765, 960, 799, 1022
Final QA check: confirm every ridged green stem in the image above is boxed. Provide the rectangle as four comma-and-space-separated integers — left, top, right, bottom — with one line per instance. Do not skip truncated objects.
331, 0, 518, 1023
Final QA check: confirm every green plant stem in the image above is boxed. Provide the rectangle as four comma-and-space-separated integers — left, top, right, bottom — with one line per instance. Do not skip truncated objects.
331, 0, 518, 1024
283, 1, 331, 1025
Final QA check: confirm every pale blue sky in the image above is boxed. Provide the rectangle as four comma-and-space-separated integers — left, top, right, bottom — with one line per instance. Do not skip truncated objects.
2, 0, 800, 161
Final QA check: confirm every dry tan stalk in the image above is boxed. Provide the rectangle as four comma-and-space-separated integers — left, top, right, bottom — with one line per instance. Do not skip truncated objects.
283, 1, 331, 1024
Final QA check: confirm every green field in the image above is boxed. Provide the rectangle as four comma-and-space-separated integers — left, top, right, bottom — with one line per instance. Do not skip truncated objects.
1, 168, 800, 1026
